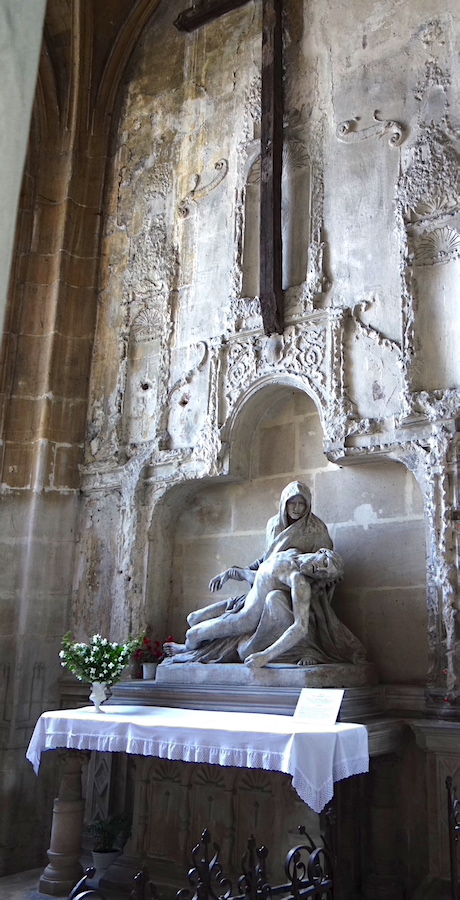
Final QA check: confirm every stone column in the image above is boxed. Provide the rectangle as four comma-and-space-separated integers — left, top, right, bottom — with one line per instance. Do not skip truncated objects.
39, 750, 88, 896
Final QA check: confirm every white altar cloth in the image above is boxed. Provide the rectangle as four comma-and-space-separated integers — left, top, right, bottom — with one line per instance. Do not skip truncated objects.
26, 704, 368, 813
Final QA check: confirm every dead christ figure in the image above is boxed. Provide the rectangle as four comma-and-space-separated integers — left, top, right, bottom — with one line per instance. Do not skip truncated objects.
165, 548, 344, 667
163, 481, 366, 668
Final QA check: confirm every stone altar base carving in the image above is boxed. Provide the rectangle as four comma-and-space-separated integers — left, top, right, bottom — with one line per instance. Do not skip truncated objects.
155, 661, 378, 688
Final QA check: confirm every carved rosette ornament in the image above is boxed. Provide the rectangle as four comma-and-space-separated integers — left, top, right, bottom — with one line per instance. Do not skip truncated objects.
130, 306, 163, 342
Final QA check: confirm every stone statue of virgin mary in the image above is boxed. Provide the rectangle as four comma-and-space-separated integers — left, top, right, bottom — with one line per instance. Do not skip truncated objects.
163, 481, 366, 668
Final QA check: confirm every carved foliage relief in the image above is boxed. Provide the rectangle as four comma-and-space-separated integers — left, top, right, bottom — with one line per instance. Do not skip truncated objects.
397, 67, 460, 411
223, 323, 327, 417
88, 113, 177, 460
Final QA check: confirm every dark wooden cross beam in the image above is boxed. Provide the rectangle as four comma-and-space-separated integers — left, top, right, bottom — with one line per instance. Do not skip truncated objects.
174, 0, 252, 31
175, 0, 284, 335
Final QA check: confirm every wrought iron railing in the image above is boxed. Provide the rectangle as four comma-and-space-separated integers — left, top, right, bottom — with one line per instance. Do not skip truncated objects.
67, 868, 106, 899
67, 825, 333, 900
177, 826, 333, 900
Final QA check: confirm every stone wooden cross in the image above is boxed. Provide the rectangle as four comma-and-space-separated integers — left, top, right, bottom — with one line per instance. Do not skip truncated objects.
175, 0, 284, 335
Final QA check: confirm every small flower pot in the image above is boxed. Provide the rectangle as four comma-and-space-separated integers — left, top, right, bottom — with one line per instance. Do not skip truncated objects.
88, 849, 120, 887
142, 662, 158, 680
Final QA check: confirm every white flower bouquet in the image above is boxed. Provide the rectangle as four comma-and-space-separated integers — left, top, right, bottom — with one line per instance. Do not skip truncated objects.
59, 632, 138, 686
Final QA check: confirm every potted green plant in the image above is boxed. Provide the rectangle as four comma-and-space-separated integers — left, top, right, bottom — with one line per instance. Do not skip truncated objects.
88, 814, 131, 880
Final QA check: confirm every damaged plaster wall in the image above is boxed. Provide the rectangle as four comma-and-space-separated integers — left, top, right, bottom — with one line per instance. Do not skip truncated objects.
76, 0, 459, 699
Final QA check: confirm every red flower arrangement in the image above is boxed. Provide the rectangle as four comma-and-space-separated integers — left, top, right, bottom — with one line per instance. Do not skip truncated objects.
133, 633, 174, 675
134, 635, 167, 664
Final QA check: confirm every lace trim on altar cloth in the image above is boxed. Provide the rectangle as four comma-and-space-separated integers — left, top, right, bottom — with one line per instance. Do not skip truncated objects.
291, 753, 369, 812
38, 731, 286, 772
31, 733, 368, 814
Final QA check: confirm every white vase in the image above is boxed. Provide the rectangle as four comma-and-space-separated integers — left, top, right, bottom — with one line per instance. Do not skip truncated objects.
88, 849, 120, 887
89, 681, 108, 712
142, 662, 158, 680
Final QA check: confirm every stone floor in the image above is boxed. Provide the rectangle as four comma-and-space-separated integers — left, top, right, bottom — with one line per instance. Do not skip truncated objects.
0, 868, 127, 900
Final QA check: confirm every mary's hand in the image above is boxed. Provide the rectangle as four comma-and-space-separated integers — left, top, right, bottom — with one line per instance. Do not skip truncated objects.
209, 570, 231, 592
209, 567, 247, 592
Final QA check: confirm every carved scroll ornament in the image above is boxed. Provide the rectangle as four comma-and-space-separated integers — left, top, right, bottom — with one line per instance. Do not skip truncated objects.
178, 159, 229, 218
337, 110, 407, 147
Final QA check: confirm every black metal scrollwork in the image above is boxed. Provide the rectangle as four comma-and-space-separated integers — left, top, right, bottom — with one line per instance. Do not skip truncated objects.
66, 868, 108, 900
178, 826, 333, 900
177, 828, 233, 900
67, 827, 333, 900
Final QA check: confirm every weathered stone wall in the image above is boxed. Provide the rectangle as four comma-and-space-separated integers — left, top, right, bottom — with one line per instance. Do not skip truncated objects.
0, 0, 459, 889
79, 0, 457, 692
0, 0, 166, 877
0, 492, 76, 872
0, 0, 46, 332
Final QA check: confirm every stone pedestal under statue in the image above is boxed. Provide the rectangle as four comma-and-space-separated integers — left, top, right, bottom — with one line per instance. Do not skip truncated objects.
156, 660, 378, 688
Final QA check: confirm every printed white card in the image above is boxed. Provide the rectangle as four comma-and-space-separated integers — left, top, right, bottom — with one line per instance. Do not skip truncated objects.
293, 688, 344, 724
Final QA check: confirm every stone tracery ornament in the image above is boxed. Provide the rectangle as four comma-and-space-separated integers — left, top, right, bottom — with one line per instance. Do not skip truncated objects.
294, 329, 325, 376
336, 110, 407, 147
227, 341, 257, 391
219, 308, 365, 450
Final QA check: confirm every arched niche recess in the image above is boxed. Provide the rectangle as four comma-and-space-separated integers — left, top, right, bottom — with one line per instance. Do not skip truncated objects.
147, 384, 428, 684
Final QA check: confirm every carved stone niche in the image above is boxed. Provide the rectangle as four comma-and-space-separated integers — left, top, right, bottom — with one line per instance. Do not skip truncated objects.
146, 383, 331, 644
144, 382, 427, 688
